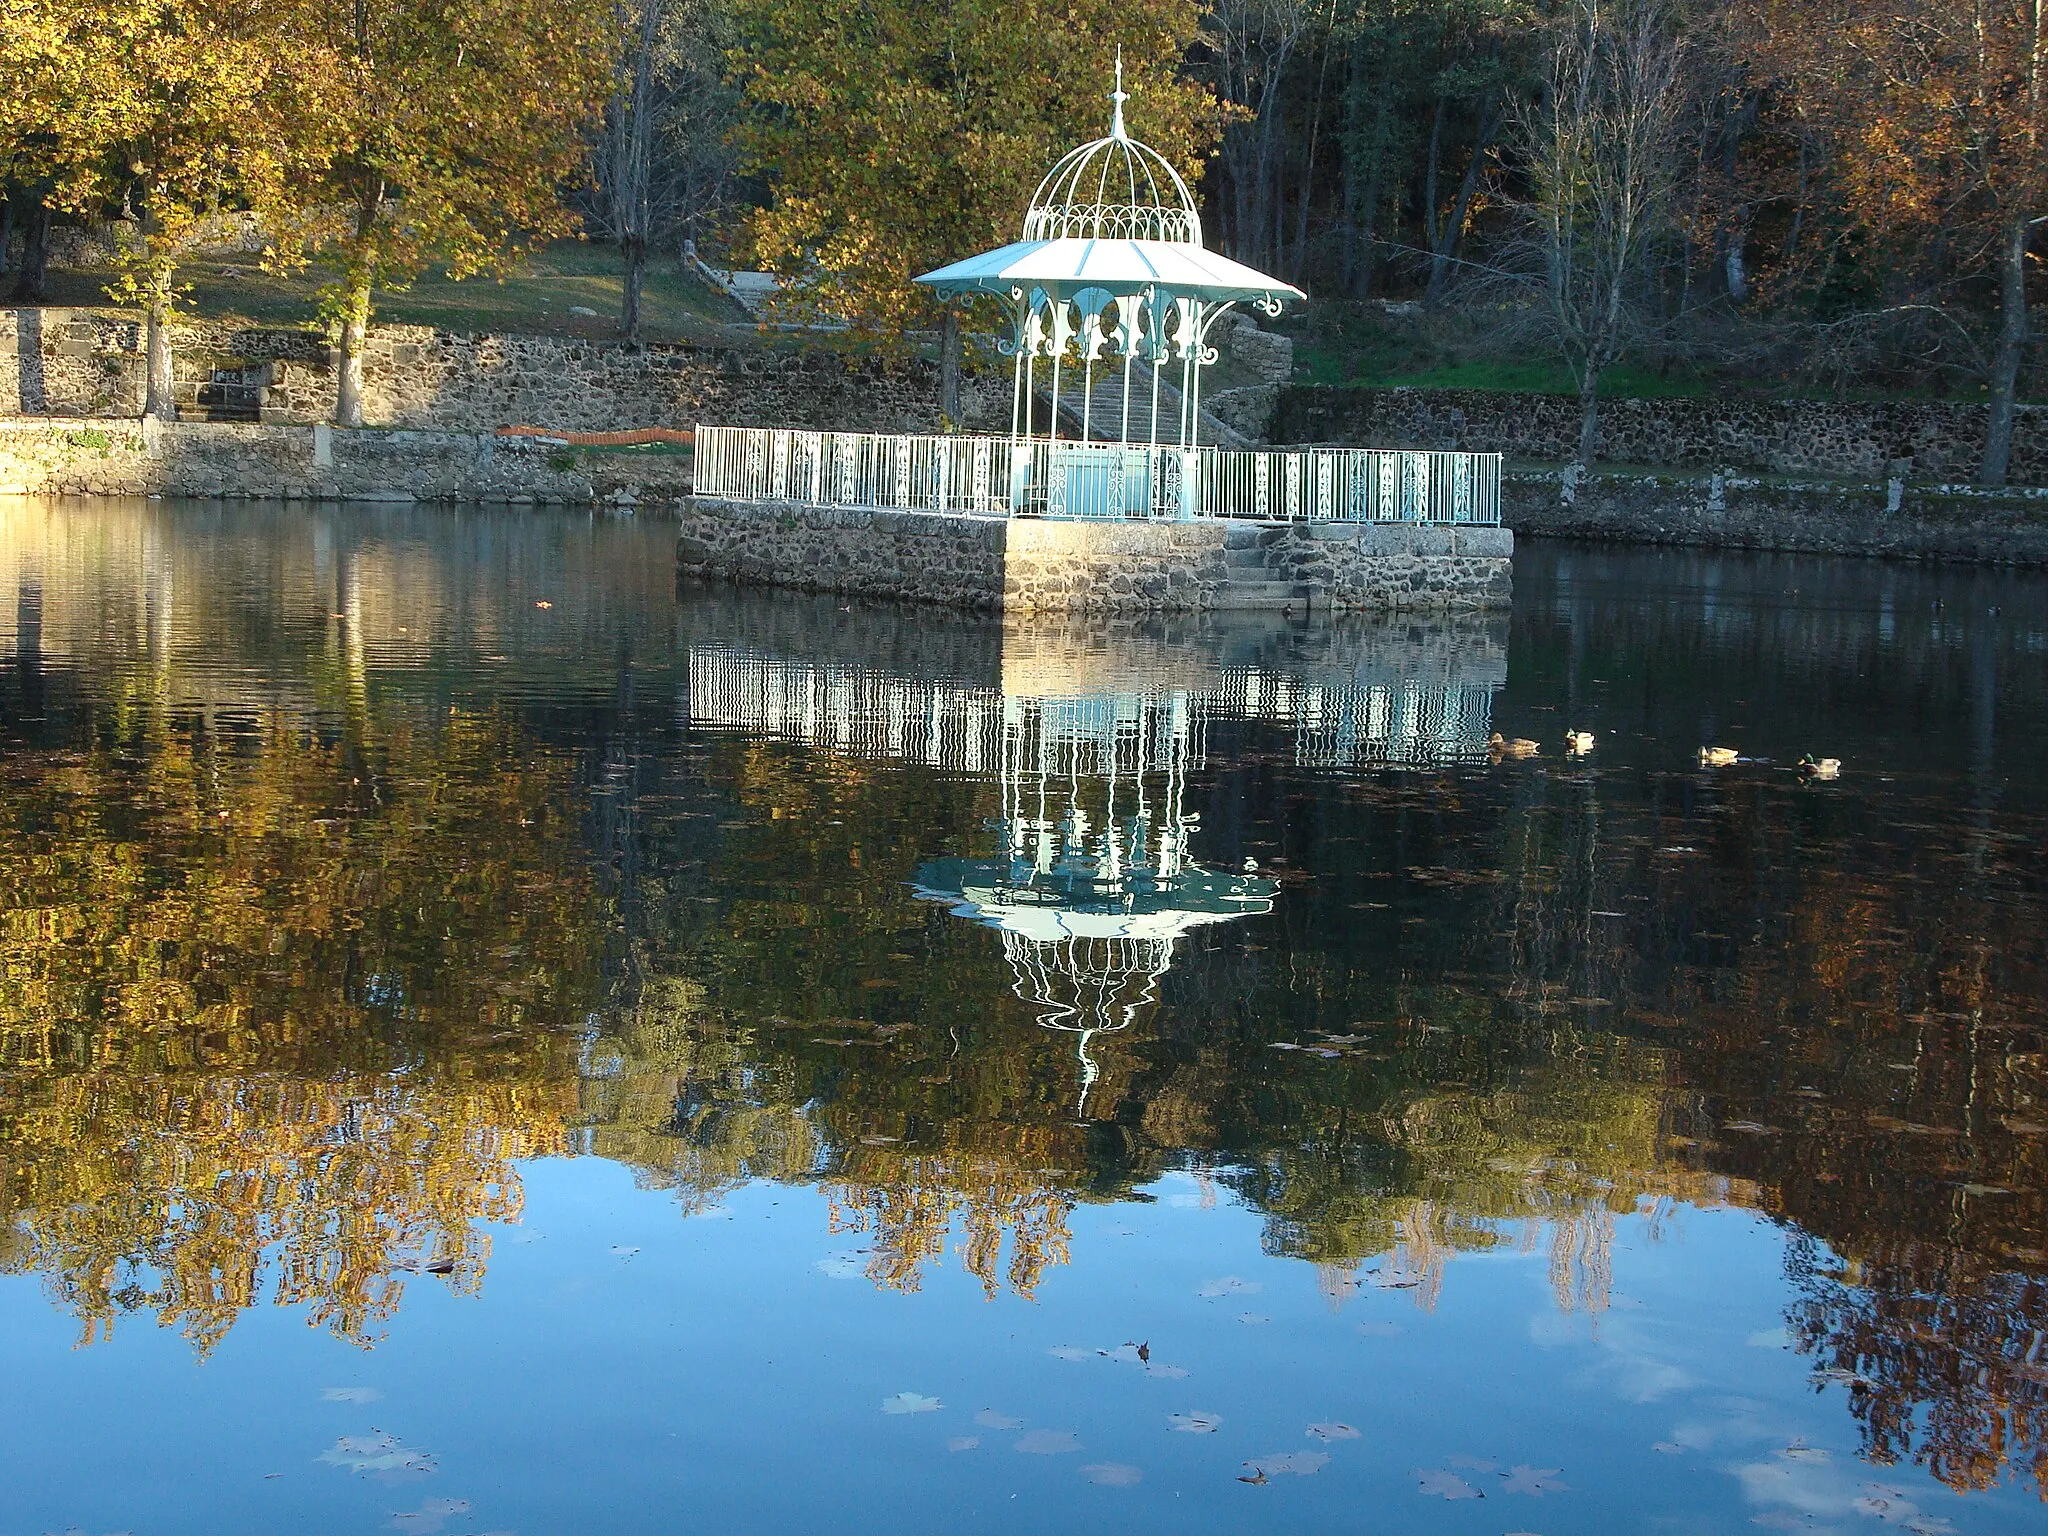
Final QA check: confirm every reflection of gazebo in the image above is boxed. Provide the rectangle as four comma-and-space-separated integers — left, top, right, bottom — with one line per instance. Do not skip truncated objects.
909, 689, 1274, 1112
914, 59, 1304, 453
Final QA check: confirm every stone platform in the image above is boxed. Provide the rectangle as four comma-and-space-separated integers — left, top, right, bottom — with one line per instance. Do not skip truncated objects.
676, 496, 1511, 613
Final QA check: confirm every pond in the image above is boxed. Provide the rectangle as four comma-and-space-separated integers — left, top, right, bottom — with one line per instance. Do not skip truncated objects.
0, 499, 2043, 1536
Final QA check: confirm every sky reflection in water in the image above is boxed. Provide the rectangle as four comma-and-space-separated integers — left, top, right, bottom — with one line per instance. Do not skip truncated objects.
0, 500, 2042, 1535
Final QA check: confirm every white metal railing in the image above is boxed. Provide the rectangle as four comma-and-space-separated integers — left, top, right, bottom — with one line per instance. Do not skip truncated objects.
693, 426, 1501, 525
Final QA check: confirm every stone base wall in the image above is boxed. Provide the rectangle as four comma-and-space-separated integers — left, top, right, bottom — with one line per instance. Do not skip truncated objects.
0, 309, 1003, 433
1276, 384, 2048, 484
0, 417, 692, 505
1266, 522, 1514, 609
1503, 468, 2048, 565
677, 496, 1513, 613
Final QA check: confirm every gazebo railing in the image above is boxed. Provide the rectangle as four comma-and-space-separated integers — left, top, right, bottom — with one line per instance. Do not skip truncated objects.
694, 426, 1501, 525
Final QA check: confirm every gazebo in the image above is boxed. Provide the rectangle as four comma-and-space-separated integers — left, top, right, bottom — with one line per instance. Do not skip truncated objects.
914, 60, 1304, 460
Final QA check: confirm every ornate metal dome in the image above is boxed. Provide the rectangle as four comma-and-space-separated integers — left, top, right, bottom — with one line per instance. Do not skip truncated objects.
1020, 60, 1201, 245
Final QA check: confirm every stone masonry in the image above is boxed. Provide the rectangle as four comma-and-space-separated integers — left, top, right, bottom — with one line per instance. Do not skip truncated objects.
0, 309, 1005, 433
1275, 384, 2048, 484
677, 495, 1513, 614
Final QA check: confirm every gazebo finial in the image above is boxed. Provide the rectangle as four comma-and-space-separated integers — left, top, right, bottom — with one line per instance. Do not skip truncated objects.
1110, 49, 1129, 140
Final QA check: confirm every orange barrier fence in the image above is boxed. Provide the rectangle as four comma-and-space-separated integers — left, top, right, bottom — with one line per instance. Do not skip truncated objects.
494, 425, 694, 447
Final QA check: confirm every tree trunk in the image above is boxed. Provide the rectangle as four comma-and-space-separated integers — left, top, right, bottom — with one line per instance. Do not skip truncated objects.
938, 308, 962, 430
1427, 104, 1502, 307
0, 189, 14, 275
144, 293, 175, 420
9, 194, 50, 303
623, 233, 647, 345
335, 271, 372, 429
1978, 214, 2030, 487
1576, 366, 1602, 465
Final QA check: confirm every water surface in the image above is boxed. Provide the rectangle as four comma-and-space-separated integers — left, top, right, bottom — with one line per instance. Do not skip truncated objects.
1, 499, 2043, 1534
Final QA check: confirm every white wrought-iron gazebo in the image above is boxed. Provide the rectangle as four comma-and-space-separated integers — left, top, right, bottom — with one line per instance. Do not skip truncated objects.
914, 59, 1304, 453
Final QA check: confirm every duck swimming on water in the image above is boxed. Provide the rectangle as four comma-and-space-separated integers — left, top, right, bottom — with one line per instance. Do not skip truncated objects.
1699, 746, 1740, 767
1799, 755, 1841, 780
1565, 730, 1595, 755
1489, 733, 1540, 759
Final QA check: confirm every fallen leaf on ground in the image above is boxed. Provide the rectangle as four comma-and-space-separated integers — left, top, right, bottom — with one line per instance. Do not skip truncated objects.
1080, 1463, 1143, 1487
881, 1393, 942, 1415
1306, 1422, 1360, 1442
1416, 1468, 1483, 1500
1015, 1430, 1082, 1455
1169, 1411, 1224, 1434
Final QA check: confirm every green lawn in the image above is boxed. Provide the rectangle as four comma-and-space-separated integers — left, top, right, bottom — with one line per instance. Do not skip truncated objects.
32, 239, 755, 342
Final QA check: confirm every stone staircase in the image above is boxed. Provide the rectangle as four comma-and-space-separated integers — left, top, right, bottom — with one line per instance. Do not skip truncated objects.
1218, 520, 1314, 610
1049, 359, 1253, 448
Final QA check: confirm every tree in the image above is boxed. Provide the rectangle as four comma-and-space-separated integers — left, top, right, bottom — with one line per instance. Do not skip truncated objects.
729, 0, 1217, 426
284, 0, 613, 426
0, 0, 316, 416
587, 0, 741, 343
1515, 0, 1689, 465
1743, 0, 2047, 485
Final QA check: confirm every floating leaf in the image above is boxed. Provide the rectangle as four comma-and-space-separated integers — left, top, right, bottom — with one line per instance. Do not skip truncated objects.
881, 1393, 942, 1415
1049, 1346, 1092, 1361
1652, 1441, 1686, 1455
1245, 1451, 1329, 1479
1500, 1464, 1567, 1495
1446, 1455, 1498, 1472
1198, 1277, 1261, 1299
1416, 1468, 1483, 1500
815, 1252, 867, 1280
1357, 1322, 1402, 1337
1144, 1362, 1191, 1380
947, 1437, 980, 1453
1168, 1411, 1224, 1434
1306, 1422, 1360, 1443
1238, 1313, 1271, 1325
318, 1433, 435, 1479
322, 1388, 382, 1404
389, 1499, 472, 1534
1080, 1462, 1143, 1487
1015, 1430, 1082, 1455
974, 1410, 1024, 1430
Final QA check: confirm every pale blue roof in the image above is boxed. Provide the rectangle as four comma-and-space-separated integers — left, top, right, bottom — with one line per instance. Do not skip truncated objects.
914, 237, 1304, 307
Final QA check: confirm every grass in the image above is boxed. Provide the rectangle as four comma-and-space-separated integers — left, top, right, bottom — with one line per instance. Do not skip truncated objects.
31, 239, 756, 343
1279, 299, 2035, 402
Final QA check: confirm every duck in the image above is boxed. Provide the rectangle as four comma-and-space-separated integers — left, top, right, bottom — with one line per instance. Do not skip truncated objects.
1699, 746, 1740, 767
1488, 732, 1540, 759
1565, 730, 1596, 755
1799, 754, 1841, 780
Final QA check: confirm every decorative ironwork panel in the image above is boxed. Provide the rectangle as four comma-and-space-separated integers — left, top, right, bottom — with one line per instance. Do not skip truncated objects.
1376, 453, 1397, 520
972, 441, 991, 510
1285, 454, 1302, 519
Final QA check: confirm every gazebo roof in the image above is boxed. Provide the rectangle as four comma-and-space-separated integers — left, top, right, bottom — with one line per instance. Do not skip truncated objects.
912, 56, 1302, 311
916, 237, 1304, 307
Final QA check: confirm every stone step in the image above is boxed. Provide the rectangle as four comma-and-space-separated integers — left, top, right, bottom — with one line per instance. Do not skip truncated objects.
1215, 577, 1313, 609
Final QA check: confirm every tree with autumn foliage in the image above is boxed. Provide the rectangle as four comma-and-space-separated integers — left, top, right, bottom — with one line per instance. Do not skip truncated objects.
0, 0, 322, 415
728, 0, 1219, 424
279, 0, 613, 426
1739, 0, 2046, 485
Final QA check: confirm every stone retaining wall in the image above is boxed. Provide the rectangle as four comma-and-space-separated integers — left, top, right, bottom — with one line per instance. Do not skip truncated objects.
1276, 385, 2048, 484
0, 417, 692, 504
677, 496, 1512, 613
0, 309, 1003, 433
1501, 468, 2048, 566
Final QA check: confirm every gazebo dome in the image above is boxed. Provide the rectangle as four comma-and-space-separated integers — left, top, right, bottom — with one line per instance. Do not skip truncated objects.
1021, 76, 1200, 245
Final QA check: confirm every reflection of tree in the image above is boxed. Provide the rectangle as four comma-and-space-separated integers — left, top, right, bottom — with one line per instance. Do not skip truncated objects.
1788, 1239, 2048, 1498
0, 706, 603, 1349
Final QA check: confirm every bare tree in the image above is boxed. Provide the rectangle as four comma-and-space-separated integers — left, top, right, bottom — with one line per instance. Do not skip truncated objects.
588, 0, 740, 343
1515, 0, 1688, 464
1206, 0, 1315, 270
